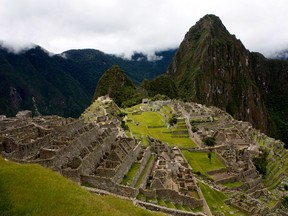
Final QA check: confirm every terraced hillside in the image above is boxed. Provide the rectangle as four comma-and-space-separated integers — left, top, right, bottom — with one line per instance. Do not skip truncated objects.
1, 97, 288, 216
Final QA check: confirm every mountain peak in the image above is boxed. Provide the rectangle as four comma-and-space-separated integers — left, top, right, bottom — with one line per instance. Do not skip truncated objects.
183, 14, 230, 45
166, 14, 268, 133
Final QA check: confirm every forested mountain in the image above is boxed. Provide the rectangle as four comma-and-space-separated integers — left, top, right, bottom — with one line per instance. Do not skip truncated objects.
0, 46, 175, 117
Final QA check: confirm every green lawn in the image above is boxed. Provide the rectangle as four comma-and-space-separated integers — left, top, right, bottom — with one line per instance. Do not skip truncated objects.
182, 151, 226, 176
199, 182, 246, 216
121, 162, 140, 185
0, 157, 163, 216
126, 111, 197, 148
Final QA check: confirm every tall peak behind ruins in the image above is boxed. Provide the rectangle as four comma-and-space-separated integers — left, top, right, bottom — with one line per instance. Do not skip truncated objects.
166, 14, 269, 134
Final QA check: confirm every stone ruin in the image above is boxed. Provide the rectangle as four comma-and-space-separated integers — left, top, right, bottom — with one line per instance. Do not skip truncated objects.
1, 97, 287, 216
177, 101, 288, 215
140, 138, 203, 209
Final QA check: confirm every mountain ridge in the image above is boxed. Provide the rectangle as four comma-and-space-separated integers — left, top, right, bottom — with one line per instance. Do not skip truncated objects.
0, 46, 175, 117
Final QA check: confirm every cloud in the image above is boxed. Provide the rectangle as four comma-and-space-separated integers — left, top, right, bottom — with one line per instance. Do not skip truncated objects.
0, 0, 288, 57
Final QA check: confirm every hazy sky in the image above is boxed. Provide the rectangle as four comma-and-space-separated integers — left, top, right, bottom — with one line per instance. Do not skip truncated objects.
1, 0, 287, 58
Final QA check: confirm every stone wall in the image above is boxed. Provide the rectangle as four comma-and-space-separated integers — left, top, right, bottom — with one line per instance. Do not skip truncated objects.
81, 175, 138, 198
137, 200, 205, 216
139, 155, 155, 189
52, 126, 114, 169
141, 188, 202, 209
113, 142, 142, 183
17, 134, 53, 159
80, 131, 116, 175
130, 147, 151, 187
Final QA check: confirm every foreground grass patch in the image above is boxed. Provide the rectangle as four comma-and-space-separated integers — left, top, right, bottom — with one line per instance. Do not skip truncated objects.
183, 151, 226, 176
0, 157, 162, 216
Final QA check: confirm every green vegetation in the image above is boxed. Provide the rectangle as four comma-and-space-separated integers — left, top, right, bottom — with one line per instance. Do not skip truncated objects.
0, 157, 162, 216
93, 65, 143, 107
191, 125, 199, 133
202, 136, 216, 147
121, 162, 140, 185
264, 149, 288, 190
141, 74, 178, 99
284, 196, 288, 208
183, 151, 226, 176
126, 110, 196, 148
252, 149, 269, 177
168, 114, 177, 126
199, 182, 246, 215
222, 181, 243, 188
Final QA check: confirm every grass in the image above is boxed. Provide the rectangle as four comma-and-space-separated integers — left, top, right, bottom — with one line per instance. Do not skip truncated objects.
199, 182, 246, 216
126, 111, 197, 148
0, 157, 163, 216
222, 181, 243, 188
182, 151, 226, 176
121, 162, 140, 185
165, 201, 175, 208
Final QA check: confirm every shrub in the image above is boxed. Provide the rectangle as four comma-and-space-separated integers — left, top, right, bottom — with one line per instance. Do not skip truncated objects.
252, 149, 269, 177
192, 125, 199, 133
168, 114, 177, 126
202, 136, 216, 147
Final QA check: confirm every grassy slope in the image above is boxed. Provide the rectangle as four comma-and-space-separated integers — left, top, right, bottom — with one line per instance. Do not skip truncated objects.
126, 110, 197, 148
183, 151, 226, 176
0, 157, 162, 216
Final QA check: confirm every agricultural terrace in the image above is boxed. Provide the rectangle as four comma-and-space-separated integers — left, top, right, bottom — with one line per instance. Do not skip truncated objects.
125, 105, 197, 148
183, 151, 226, 177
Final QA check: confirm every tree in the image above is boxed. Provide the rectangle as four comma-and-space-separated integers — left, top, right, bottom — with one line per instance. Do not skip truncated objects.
168, 114, 177, 126
208, 152, 212, 163
202, 136, 216, 147
192, 125, 199, 133
252, 149, 269, 177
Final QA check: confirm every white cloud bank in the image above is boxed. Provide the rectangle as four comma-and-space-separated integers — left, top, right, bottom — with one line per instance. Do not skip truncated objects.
0, 0, 287, 57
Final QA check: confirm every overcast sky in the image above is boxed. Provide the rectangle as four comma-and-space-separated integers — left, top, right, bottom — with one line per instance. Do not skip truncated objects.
1, 0, 287, 58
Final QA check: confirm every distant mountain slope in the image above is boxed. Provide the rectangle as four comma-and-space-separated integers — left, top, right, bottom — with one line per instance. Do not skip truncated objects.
93, 65, 142, 107
0, 46, 90, 117
144, 14, 288, 145
62, 49, 176, 95
0, 46, 175, 117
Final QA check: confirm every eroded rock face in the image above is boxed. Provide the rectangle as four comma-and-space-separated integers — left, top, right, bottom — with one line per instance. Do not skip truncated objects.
167, 14, 269, 133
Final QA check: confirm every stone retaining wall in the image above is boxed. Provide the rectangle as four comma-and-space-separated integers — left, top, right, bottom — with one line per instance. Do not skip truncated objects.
137, 200, 205, 216
140, 188, 202, 209
81, 175, 138, 198
113, 142, 142, 183
130, 147, 151, 187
